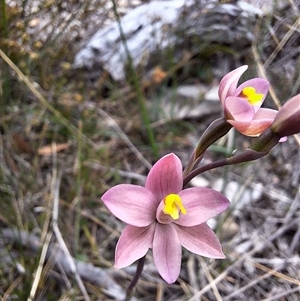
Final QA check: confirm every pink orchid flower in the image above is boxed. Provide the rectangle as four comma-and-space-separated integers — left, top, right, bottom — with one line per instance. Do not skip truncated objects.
218, 65, 278, 136
102, 153, 230, 284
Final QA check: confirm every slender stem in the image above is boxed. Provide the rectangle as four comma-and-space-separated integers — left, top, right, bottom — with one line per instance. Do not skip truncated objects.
183, 148, 269, 187
111, 0, 158, 158
74, 120, 83, 256
0, 0, 10, 108
183, 158, 228, 187
125, 256, 146, 300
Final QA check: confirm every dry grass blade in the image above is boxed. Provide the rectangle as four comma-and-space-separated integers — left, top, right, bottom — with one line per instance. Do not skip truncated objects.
84, 160, 146, 182
27, 232, 52, 301
223, 271, 273, 301
27, 195, 52, 301
261, 286, 300, 301
2, 276, 23, 301
187, 255, 200, 300
199, 258, 222, 301
84, 101, 152, 169
50, 143, 90, 301
263, 17, 300, 69
245, 257, 300, 287
0, 49, 96, 149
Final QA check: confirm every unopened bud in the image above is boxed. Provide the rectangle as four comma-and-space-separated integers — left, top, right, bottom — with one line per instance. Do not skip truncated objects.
272, 94, 300, 137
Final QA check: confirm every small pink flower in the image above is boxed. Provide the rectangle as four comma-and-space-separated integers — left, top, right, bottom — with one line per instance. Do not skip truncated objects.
102, 153, 230, 284
218, 65, 277, 136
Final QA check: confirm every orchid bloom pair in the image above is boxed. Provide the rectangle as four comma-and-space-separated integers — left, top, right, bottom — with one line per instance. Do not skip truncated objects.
102, 66, 299, 286
218, 65, 278, 136
102, 153, 230, 284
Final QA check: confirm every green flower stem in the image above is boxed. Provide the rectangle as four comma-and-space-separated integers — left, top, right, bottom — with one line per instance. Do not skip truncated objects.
111, 0, 158, 158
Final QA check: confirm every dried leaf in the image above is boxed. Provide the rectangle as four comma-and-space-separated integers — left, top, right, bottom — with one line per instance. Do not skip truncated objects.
38, 142, 70, 156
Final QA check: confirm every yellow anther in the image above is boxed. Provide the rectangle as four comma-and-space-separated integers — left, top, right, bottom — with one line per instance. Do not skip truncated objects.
163, 194, 187, 220
241, 87, 264, 105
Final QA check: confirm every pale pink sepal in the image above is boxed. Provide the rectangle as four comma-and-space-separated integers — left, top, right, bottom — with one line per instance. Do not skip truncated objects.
218, 65, 248, 105
228, 108, 278, 136
115, 224, 155, 268
153, 223, 182, 284
102, 184, 157, 227
225, 96, 255, 121
175, 223, 225, 258
174, 188, 230, 227
145, 153, 183, 202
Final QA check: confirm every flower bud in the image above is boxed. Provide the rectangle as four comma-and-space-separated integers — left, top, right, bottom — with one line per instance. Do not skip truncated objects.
272, 94, 300, 137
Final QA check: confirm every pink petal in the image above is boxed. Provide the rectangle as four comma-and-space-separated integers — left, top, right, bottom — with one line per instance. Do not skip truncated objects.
174, 223, 225, 258
145, 153, 183, 202
102, 184, 157, 227
218, 65, 248, 105
253, 108, 278, 120
175, 188, 230, 227
224, 96, 255, 121
115, 224, 155, 268
153, 223, 182, 284
228, 108, 277, 136
235, 78, 269, 112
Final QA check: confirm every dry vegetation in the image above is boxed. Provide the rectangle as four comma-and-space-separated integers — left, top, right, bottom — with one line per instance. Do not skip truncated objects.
0, 0, 300, 300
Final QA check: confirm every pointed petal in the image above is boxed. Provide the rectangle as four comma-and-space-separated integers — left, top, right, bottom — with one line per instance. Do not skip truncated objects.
218, 65, 248, 105
228, 108, 277, 136
224, 96, 255, 121
145, 153, 183, 202
175, 188, 230, 227
115, 224, 155, 268
153, 223, 182, 284
235, 78, 269, 111
175, 223, 225, 258
102, 184, 156, 227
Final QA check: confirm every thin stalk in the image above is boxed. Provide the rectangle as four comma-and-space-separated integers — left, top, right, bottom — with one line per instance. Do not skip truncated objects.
74, 120, 83, 256
110, 0, 158, 158
183, 158, 229, 187
183, 147, 269, 187
0, 0, 10, 108
125, 256, 146, 301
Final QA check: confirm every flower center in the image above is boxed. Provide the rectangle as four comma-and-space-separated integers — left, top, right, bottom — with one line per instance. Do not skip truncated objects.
241, 86, 264, 105
163, 194, 187, 220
